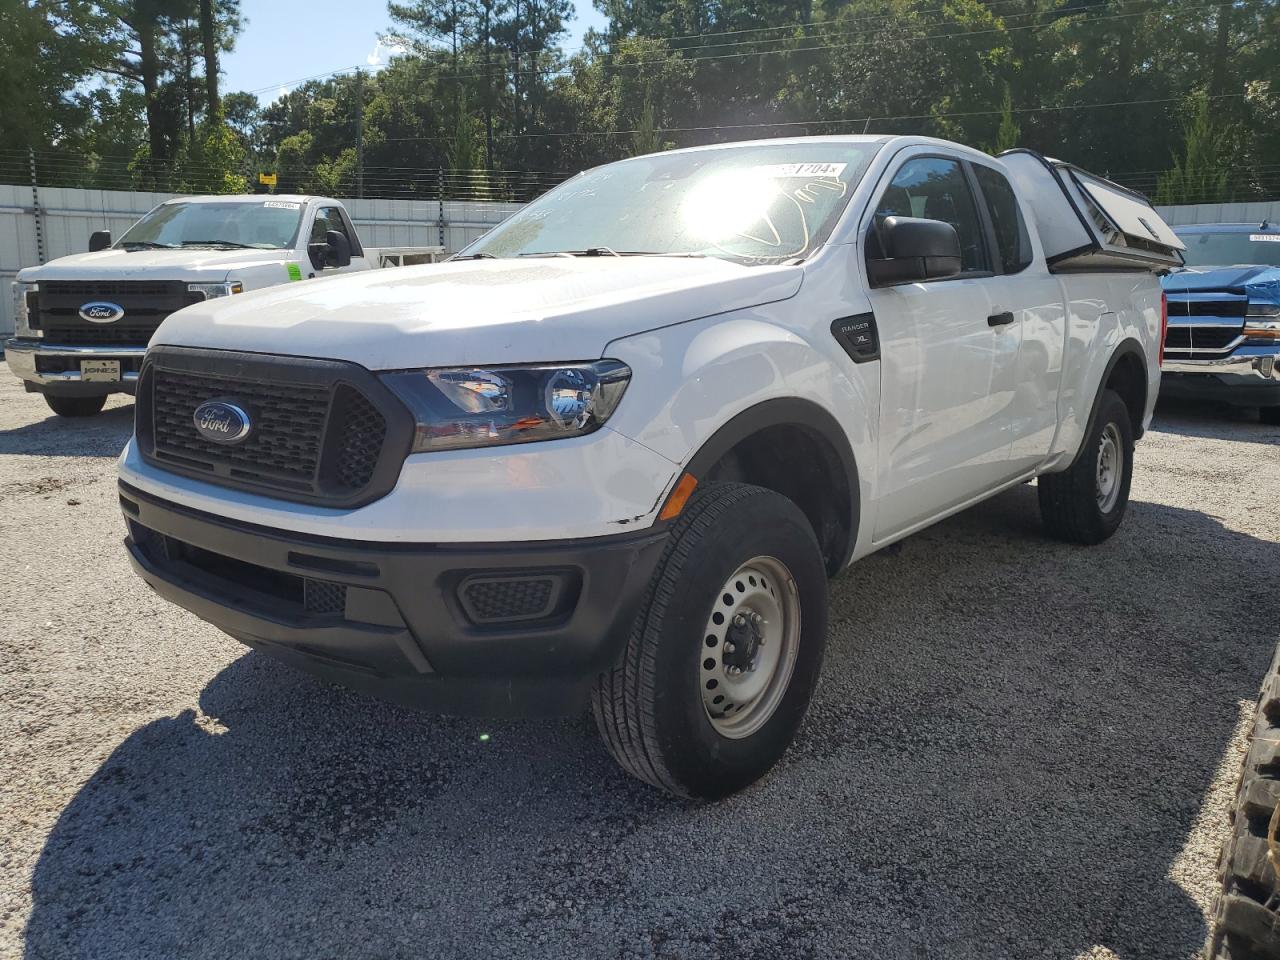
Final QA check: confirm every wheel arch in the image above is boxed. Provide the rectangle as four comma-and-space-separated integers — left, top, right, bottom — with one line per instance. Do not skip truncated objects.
1067, 338, 1148, 469
679, 397, 860, 575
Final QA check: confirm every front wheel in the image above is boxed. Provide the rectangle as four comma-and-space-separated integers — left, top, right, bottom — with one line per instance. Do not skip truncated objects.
1037, 388, 1134, 544
592, 482, 829, 799
44, 393, 107, 418
1260, 406, 1280, 426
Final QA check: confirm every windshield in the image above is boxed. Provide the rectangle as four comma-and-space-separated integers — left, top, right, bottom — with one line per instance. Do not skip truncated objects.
463, 142, 882, 265
1177, 230, 1280, 268
117, 200, 305, 250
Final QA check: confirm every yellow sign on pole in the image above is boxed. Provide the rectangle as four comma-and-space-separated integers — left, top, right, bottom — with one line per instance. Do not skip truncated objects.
259, 172, 277, 187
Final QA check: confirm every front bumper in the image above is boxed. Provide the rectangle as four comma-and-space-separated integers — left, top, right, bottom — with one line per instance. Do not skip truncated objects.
119, 481, 667, 717
4, 338, 144, 394
1161, 346, 1280, 405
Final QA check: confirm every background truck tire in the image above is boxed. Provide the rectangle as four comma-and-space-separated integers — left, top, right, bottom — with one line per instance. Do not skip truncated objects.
591, 482, 828, 800
43, 394, 107, 418
1206, 644, 1280, 960
1037, 388, 1133, 544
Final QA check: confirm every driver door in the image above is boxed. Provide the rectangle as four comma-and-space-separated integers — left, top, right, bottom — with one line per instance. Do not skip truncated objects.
865, 151, 1023, 541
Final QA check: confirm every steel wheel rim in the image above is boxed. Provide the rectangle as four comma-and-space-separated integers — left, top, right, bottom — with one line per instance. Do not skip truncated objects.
699, 556, 801, 739
1096, 422, 1123, 513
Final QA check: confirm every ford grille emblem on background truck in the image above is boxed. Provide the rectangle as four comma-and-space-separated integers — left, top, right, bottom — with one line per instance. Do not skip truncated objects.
78, 301, 125, 323
192, 400, 252, 444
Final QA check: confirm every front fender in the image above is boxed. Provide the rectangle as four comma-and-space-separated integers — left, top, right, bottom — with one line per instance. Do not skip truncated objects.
603, 310, 877, 555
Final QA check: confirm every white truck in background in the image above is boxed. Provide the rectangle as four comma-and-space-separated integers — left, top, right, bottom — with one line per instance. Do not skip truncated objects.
116, 137, 1183, 799
6, 194, 442, 417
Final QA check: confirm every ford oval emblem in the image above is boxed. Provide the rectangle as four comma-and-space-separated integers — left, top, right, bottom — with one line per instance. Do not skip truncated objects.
193, 400, 252, 445
79, 301, 125, 323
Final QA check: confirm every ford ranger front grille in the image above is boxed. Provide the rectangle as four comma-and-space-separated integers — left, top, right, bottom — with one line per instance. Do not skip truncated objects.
136, 346, 415, 508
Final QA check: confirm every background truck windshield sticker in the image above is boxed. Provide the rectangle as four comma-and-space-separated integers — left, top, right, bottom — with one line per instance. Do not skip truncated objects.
286, 263, 303, 281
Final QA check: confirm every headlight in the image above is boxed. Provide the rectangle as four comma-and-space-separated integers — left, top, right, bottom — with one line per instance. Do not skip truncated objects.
12, 281, 38, 334
1245, 301, 1280, 338
187, 281, 244, 299
381, 360, 631, 452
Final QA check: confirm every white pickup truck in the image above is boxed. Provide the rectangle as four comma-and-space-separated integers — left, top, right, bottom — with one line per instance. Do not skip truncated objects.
116, 136, 1181, 798
6, 194, 440, 417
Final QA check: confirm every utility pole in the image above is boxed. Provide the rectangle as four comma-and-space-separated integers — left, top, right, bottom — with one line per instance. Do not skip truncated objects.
355, 69, 365, 199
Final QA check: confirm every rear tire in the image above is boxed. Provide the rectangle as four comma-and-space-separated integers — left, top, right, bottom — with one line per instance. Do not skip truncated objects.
1260, 406, 1280, 426
1206, 644, 1280, 960
1037, 389, 1133, 544
44, 394, 107, 418
591, 482, 828, 799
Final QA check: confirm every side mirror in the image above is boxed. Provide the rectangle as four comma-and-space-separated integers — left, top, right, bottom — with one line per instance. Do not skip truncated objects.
866, 216, 962, 287
325, 229, 352, 268
89, 230, 112, 252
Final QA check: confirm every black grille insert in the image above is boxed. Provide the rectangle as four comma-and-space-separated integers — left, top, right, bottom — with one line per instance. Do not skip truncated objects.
1164, 324, 1243, 356
1167, 297, 1248, 319
455, 571, 580, 625
35, 280, 202, 345
137, 347, 413, 507
130, 520, 347, 619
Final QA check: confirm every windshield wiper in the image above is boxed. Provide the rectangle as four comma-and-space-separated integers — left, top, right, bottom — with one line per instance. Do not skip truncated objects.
518, 248, 706, 258
121, 240, 176, 249
449, 252, 499, 261
519, 247, 621, 258
181, 239, 256, 249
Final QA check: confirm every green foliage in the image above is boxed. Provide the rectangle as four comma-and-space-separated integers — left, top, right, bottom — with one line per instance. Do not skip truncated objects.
1155, 93, 1236, 205
6, 0, 1280, 203
632, 97, 662, 156
181, 118, 249, 193
992, 86, 1021, 154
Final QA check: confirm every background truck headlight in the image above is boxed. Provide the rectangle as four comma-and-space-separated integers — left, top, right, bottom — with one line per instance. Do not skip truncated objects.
1245, 300, 1280, 339
12, 281, 39, 335
381, 361, 631, 452
187, 281, 244, 299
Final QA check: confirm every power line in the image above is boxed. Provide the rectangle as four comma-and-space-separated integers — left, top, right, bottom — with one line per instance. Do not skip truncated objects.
241, 0, 1235, 99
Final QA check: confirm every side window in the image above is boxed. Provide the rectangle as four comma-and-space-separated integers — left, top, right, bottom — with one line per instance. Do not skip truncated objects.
974, 165, 1033, 274
873, 157, 988, 274
310, 206, 351, 245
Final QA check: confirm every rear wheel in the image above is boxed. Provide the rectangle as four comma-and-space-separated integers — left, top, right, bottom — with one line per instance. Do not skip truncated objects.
1037, 389, 1133, 544
44, 394, 107, 418
1206, 644, 1280, 960
1260, 406, 1280, 426
591, 482, 828, 799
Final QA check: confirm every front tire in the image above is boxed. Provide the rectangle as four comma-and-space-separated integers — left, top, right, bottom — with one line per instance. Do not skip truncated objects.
44, 393, 107, 418
1260, 406, 1280, 426
592, 482, 828, 799
1037, 389, 1133, 544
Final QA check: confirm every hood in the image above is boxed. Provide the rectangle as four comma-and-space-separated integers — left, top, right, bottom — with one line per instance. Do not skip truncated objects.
18, 247, 294, 282
152, 257, 805, 368
1163, 264, 1280, 298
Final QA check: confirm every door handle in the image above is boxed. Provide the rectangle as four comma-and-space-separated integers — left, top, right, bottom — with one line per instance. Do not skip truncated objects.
987, 311, 1015, 327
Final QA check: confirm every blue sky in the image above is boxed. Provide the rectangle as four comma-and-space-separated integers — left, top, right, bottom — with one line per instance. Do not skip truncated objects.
223, 0, 608, 104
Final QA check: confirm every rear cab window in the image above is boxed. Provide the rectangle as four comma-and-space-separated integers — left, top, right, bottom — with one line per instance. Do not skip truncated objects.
974, 164, 1034, 274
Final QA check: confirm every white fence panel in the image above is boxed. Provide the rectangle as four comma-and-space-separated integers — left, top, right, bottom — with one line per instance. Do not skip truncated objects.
1154, 200, 1280, 225
0, 185, 524, 335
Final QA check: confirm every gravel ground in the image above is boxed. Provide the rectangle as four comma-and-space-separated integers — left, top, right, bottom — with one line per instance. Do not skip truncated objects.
1, 362, 1278, 960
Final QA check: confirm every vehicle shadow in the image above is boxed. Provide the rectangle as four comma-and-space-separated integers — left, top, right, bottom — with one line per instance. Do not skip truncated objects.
1153, 394, 1280, 444
0, 402, 134, 458
20, 489, 1276, 959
